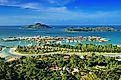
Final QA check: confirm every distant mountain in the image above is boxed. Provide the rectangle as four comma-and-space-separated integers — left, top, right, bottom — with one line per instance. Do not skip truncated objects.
24, 23, 52, 29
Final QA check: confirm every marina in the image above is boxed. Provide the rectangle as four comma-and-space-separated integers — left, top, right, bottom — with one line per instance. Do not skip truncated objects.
0, 36, 109, 44
0, 26, 121, 58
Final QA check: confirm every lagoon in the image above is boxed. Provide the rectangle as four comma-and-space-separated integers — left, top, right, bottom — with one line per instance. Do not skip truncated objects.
0, 25, 121, 57
0, 25, 121, 47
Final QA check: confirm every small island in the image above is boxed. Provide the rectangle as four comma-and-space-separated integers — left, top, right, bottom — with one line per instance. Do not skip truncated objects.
23, 23, 52, 29
65, 27, 120, 32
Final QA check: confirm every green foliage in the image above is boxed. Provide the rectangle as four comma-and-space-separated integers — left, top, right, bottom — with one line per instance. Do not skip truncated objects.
0, 57, 5, 62
24, 23, 52, 29
65, 27, 119, 32
16, 44, 121, 55
0, 54, 120, 80
45, 43, 121, 53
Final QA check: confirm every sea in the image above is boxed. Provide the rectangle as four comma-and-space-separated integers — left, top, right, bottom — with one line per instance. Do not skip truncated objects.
0, 25, 121, 47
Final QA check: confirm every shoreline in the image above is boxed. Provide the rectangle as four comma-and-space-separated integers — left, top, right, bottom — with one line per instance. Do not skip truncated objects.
0, 48, 8, 57
9, 48, 121, 57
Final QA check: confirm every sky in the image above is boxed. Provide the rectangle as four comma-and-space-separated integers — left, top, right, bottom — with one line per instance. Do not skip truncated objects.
0, 0, 121, 25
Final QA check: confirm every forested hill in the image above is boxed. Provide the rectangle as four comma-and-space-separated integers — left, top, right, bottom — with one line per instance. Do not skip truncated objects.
0, 54, 121, 80
23, 23, 52, 29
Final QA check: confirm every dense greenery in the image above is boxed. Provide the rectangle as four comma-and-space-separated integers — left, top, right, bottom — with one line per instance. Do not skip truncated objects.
0, 57, 5, 62
45, 43, 121, 53
65, 27, 120, 32
16, 44, 121, 54
0, 54, 121, 80
24, 23, 52, 29
16, 45, 72, 54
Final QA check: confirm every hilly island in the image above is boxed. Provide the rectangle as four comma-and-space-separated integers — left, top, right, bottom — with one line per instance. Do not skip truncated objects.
23, 23, 52, 29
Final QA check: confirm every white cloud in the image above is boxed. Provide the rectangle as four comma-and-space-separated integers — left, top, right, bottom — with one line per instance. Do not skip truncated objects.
0, 10, 121, 25
40, 6, 68, 13
47, 0, 75, 6
0, 0, 40, 10
0, 0, 121, 25
0, 0, 71, 11
20, 3, 40, 9
0, 0, 18, 7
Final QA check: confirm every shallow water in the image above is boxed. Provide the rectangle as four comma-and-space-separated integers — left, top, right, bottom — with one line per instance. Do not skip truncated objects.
0, 25, 121, 57
0, 25, 121, 47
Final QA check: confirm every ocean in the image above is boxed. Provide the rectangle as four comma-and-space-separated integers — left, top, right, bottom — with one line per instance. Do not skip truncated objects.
0, 25, 121, 47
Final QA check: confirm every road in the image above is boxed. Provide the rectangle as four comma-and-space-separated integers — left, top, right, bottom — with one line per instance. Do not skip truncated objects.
1, 48, 121, 60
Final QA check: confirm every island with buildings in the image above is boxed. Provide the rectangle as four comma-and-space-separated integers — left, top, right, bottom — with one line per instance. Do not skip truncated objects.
0, 36, 109, 44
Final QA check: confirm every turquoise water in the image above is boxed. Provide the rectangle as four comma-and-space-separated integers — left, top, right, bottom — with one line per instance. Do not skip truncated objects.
0, 41, 38, 47
2, 48, 13, 56
0, 25, 121, 57
0, 26, 121, 47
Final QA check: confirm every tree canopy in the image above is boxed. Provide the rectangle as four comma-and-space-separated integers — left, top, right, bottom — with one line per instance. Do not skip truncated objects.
0, 54, 121, 80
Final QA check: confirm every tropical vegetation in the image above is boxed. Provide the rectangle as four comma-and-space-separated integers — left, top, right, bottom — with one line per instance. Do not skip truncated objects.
65, 27, 120, 32
24, 23, 52, 29
45, 43, 121, 53
16, 44, 121, 54
0, 54, 121, 80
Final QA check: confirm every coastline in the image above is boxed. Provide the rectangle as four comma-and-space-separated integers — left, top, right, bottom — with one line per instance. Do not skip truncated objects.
0, 48, 8, 57
9, 48, 121, 57
0, 52, 4, 57
0, 26, 121, 45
